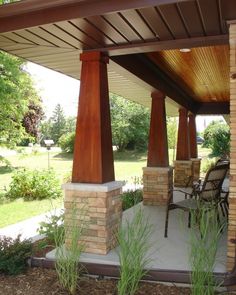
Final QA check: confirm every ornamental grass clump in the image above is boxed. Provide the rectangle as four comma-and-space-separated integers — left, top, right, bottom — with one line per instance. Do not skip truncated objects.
189, 203, 225, 295
117, 207, 153, 295
54, 204, 87, 295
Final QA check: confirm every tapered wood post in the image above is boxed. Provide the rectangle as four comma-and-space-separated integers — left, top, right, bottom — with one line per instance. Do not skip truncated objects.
143, 91, 173, 206
174, 108, 192, 187
176, 108, 190, 161
72, 51, 114, 184
188, 113, 198, 159
147, 91, 169, 167
64, 52, 123, 256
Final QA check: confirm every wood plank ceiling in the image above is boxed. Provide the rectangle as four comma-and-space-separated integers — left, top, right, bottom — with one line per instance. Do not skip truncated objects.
0, 0, 235, 114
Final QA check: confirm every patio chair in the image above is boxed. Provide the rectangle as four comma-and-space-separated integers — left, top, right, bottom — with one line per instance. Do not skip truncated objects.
164, 163, 229, 238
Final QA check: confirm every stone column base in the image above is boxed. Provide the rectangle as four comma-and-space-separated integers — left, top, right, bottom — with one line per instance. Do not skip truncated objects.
63, 181, 124, 255
191, 158, 201, 181
174, 160, 192, 187
142, 167, 173, 206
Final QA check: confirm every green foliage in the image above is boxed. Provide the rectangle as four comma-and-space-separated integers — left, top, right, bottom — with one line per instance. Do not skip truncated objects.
201, 158, 215, 174
55, 204, 87, 295
6, 168, 62, 201
0, 51, 41, 147
37, 210, 65, 244
122, 189, 143, 211
0, 235, 32, 275
58, 132, 75, 153
50, 104, 67, 144
0, 155, 12, 168
203, 121, 230, 158
117, 207, 153, 295
189, 203, 224, 295
110, 94, 150, 152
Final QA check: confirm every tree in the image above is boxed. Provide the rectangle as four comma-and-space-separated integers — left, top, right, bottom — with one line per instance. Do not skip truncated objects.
203, 120, 230, 158
22, 100, 44, 143
49, 104, 66, 144
0, 51, 41, 147
110, 94, 150, 151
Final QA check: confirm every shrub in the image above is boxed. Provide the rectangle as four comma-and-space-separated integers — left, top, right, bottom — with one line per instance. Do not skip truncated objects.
0, 235, 32, 275
58, 132, 75, 153
37, 210, 65, 244
121, 189, 143, 211
117, 207, 153, 295
6, 168, 62, 201
203, 121, 230, 158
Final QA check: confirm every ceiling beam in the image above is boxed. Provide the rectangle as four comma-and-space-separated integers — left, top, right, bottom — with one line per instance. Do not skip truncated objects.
196, 102, 229, 115
111, 54, 199, 113
92, 35, 228, 56
0, 0, 189, 33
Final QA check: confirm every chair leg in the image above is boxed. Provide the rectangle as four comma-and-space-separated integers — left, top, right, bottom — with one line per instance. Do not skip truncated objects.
164, 207, 170, 238
188, 212, 191, 228
219, 202, 225, 217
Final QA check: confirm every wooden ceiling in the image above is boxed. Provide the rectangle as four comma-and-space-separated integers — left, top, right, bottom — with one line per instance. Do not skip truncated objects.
0, 0, 235, 114
147, 45, 229, 103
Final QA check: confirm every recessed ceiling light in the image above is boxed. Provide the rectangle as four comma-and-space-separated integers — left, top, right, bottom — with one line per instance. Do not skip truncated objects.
179, 48, 191, 53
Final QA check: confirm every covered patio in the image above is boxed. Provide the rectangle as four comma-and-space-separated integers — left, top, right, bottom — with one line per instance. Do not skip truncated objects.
0, 0, 236, 285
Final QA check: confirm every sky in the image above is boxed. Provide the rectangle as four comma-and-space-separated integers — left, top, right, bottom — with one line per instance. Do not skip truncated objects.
26, 62, 80, 118
26, 62, 223, 132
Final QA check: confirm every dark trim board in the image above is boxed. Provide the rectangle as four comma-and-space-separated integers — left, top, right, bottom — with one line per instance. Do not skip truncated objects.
196, 102, 230, 115
0, 0, 190, 33
29, 257, 236, 287
111, 53, 198, 113
95, 35, 228, 57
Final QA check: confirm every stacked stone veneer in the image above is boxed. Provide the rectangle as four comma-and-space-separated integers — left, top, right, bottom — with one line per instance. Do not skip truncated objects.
191, 158, 201, 182
174, 160, 192, 187
228, 23, 236, 271
63, 181, 124, 255
143, 167, 173, 205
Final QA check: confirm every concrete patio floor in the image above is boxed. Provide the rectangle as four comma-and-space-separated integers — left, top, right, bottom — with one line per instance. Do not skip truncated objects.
47, 189, 227, 273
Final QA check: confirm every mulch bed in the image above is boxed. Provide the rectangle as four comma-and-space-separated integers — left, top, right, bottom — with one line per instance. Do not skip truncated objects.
32, 237, 54, 258
0, 267, 192, 295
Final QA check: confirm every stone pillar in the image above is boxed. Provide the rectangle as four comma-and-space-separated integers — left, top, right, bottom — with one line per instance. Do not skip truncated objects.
64, 51, 123, 255
143, 91, 173, 206
63, 181, 123, 255
227, 22, 236, 271
174, 108, 192, 187
189, 113, 201, 181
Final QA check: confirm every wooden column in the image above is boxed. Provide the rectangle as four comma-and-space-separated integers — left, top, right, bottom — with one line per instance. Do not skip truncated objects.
72, 51, 114, 184
174, 108, 192, 187
147, 91, 169, 167
143, 91, 173, 206
176, 108, 190, 161
188, 113, 198, 159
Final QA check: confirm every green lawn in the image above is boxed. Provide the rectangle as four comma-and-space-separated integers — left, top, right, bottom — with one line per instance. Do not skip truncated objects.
0, 146, 211, 228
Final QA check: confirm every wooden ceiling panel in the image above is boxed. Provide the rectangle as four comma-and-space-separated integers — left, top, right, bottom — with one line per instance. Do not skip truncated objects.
55, 21, 102, 48
103, 13, 143, 42
121, 10, 156, 40
83, 15, 128, 45
147, 45, 229, 102
157, 4, 188, 39
197, 0, 221, 35
176, 1, 204, 37
27, 27, 77, 48
39, 24, 86, 49
70, 18, 114, 46
138, 7, 173, 40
